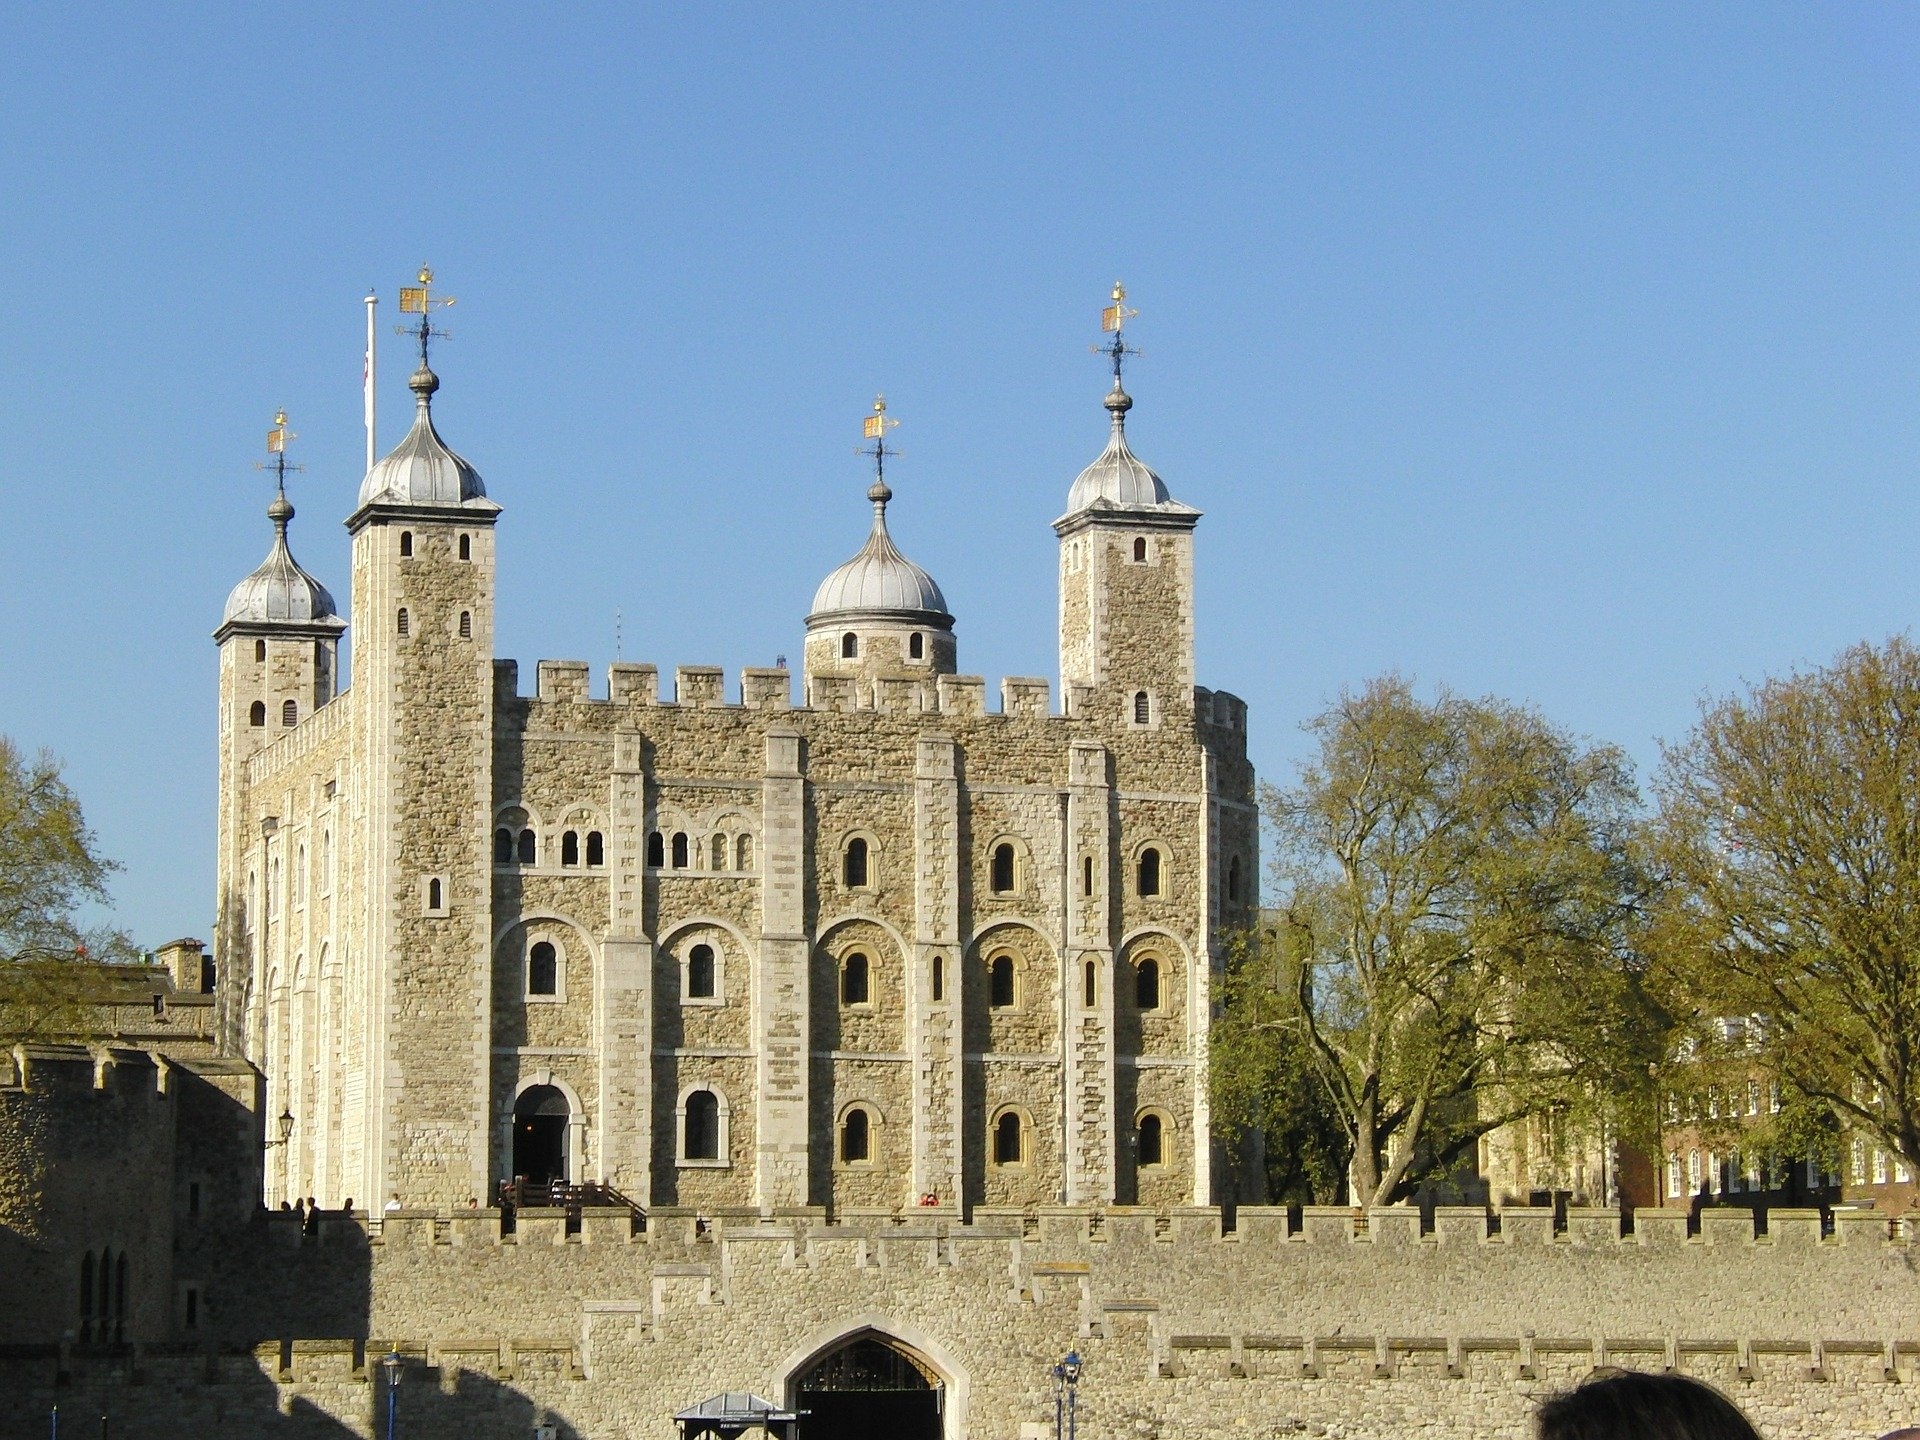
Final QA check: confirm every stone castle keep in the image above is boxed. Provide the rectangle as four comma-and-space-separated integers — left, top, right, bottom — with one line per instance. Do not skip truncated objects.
3, 299, 1918, 1440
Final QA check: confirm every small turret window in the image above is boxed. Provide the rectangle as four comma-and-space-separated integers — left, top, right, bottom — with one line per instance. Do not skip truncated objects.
840, 1107, 872, 1163
687, 944, 716, 999
561, 831, 579, 867
527, 941, 557, 997
427, 877, 443, 911
1138, 1113, 1165, 1166
1134, 690, 1150, 725
459, 610, 472, 639
735, 834, 753, 870
931, 954, 944, 1002
841, 632, 858, 659
399, 531, 412, 557
671, 832, 689, 869
458, 534, 471, 561
841, 952, 870, 1006
989, 954, 1016, 1009
1082, 855, 1095, 897
586, 831, 604, 866
711, 834, 727, 870
843, 836, 869, 888
1083, 960, 1097, 1007
990, 842, 1016, 894
647, 831, 665, 868
282, 700, 298, 727
249, 701, 266, 728
1133, 537, 1148, 562
683, 1090, 720, 1161
255, 639, 266, 662
517, 828, 536, 865
910, 632, 924, 660
992, 1111, 1024, 1166
1227, 855, 1242, 903
1137, 846, 1163, 897
397, 608, 410, 637
1135, 957, 1162, 1011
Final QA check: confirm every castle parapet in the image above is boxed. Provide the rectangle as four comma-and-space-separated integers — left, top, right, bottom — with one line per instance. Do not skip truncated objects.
537, 660, 590, 701
609, 663, 658, 705
494, 658, 519, 702
1001, 676, 1051, 718
740, 668, 791, 709
674, 666, 725, 707
938, 674, 986, 716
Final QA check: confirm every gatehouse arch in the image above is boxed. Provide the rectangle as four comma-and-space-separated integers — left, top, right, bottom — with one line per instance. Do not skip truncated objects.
776, 1316, 966, 1440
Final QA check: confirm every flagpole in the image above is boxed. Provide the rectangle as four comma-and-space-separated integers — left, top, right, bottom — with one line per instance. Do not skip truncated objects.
364, 290, 378, 473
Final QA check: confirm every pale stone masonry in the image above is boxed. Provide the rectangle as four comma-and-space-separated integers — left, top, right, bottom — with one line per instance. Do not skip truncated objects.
212, 348, 1257, 1217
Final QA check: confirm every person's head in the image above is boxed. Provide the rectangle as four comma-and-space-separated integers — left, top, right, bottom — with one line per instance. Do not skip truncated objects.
1537, 1371, 1762, 1440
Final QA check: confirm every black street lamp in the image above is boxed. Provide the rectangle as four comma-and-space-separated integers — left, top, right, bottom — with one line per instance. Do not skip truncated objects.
1052, 1350, 1082, 1440
264, 1110, 295, 1147
382, 1350, 401, 1440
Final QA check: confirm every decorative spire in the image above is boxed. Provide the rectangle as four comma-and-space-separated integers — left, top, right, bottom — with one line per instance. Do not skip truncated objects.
1092, 280, 1141, 428
395, 263, 455, 402
255, 408, 304, 531
858, 394, 901, 513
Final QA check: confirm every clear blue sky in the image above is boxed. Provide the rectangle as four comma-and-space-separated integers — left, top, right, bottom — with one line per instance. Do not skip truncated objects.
4, 4, 1919, 945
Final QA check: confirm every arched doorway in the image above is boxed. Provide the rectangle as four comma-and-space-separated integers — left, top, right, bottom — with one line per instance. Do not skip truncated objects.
512, 1084, 570, 1185
793, 1332, 941, 1440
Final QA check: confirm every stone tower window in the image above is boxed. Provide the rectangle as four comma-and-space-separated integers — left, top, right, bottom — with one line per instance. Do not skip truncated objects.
711, 834, 727, 870
1133, 536, 1148, 562
249, 701, 266, 728
281, 699, 298, 727
840, 1107, 872, 1164
992, 1110, 1024, 1166
517, 829, 537, 865
931, 954, 944, 1002
1137, 1112, 1164, 1167
586, 831, 604, 866
841, 952, 870, 1006
254, 639, 266, 662
399, 531, 412, 557
989, 954, 1016, 1009
683, 1089, 720, 1161
561, 831, 579, 867
841, 632, 858, 658
671, 832, 689, 869
843, 836, 870, 888
687, 944, 716, 1000
909, 632, 924, 660
1134, 690, 1150, 725
990, 843, 1016, 894
1135, 958, 1161, 1011
528, 941, 558, 997
459, 610, 472, 639
647, 832, 665, 867
1082, 855, 1095, 896
735, 834, 753, 870
1136, 847, 1163, 897
397, 608, 410, 637
427, 877, 443, 911
494, 828, 513, 863
1083, 960, 1097, 1008
1227, 855, 1242, 903
458, 533, 471, 560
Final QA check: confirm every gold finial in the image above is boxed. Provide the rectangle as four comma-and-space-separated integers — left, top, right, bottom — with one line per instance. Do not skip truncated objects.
1101, 281, 1137, 334
266, 409, 294, 454
862, 394, 899, 441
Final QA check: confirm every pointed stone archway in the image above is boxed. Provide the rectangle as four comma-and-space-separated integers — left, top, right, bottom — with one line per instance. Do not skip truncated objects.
777, 1317, 966, 1440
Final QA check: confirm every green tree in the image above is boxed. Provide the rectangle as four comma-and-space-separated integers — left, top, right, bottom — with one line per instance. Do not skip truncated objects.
1650, 636, 1920, 1181
0, 736, 135, 1039
1259, 676, 1660, 1207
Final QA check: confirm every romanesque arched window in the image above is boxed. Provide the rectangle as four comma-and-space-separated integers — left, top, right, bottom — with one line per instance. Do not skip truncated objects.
989, 954, 1016, 1009
528, 941, 558, 997
735, 833, 753, 870
494, 829, 513, 864
687, 944, 716, 1000
1133, 536, 1147, 562
586, 831, 604, 866
990, 843, 1016, 894
1134, 690, 1150, 725
427, 877, 442, 911
931, 954, 944, 1002
843, 836, 869, 888
249, 701, 266, 728
840, 1107, 871, 1163
397, 608, 410, 637
517, 829, 537, 865
711, 834, 727, 870
282, 699, 298, 727
1083, 855, 1094, 897
841, 632, 858, 659
1083, 960, 1097, 1008
1136, 847, 1162, 897
684, 1089, 720, 1161
1137, 1113, 1164, 1167
458, 533, 471, 560
672, 832, 689, 868
992, 1110, 1023, 1166
909, 632, 924, 660
561, 831, 579, 866
399, 531, 412, 557
647, 831, 665, 867
1135, 958, 1161, 1011
255, 638, 266, 663
459, 610, 472, 639
842, 952, 870, 1006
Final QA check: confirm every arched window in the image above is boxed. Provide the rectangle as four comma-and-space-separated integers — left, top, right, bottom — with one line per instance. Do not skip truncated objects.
840, 1107, 871, 1163
684, 1089, 720, 1161
1137, 847, 1162, 897
528, 941, 557, 997
586, 831, 604, 866
990, 842, 1016, 894
427, 877, 442, 911
399, 531, 412, 557
931, 954, 944, 1002
561, 831, 579, 866
249, 701, 266, 727
282, 699, 298, 726
397, 607, 410, 637
647, 831, 665, 867
1133, 536, 1147, 562
735, 834, 753, 870
711, 834, 727, 870
989, 954, 1016, 1009
458, 533, 471, 560
1687, 1149, 1702, 1193
1135, 958, 1161, 1010
909, 632, 924, 660
841, 632, 858, 659
1227, 855, 1242, 903
254, 639, 266, 662
494, 829, 513, 863
1667, 1152, 1683, 1200
842, 952, 870, 1005
843, 836, 869, 887
1134, 690, 1150, 725
687, 944, 716, 999
1138, 1113, 1164, 1166
993, 1111, 1023, 1166
517, 829, 537, 865
1083, 960, 1097, 1008
1082, 855, 1094, 897
672, 832, 689, 868
459, 610, 472, 639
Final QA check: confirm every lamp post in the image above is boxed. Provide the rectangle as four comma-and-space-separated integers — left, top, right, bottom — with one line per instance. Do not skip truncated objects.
1052, 1350, 1081, 1440
381, 1350, 401, 1440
